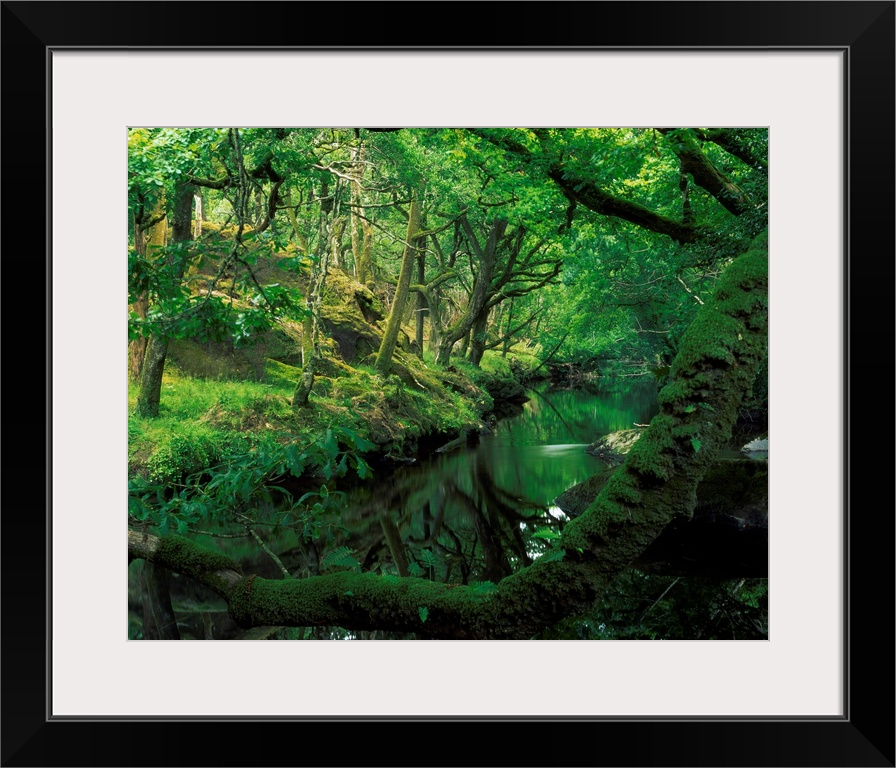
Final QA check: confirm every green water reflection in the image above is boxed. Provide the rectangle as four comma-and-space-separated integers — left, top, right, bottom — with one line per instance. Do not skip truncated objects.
320, 379, 660, 583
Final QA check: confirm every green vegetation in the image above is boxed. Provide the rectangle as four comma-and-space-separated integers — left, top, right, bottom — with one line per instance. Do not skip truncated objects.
128, 126, 768, 641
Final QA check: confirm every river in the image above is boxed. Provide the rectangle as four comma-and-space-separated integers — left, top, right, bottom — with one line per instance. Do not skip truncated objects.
300, 378, 660, 585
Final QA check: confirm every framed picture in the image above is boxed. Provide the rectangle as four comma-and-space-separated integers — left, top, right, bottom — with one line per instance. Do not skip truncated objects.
7, 1, 892, 765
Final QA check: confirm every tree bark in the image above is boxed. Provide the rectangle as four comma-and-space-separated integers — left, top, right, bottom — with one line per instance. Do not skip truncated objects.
696, 128, 768, 172
375, 193, 421, 376
192, 192, 204, 239
293, 188, 334, 409
136, 181, 193, 417
414, 245, 427, 357
468, 310, 489, 367
350, 138, 374, 286
502, 298, 514, 357
434, 217, 506, 366
129, 197, 166, 380
658, 128, 752, 217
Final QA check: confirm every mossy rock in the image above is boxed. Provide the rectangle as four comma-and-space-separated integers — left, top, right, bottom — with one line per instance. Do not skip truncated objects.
585, 428, 646, 464
168, 339, 267, 381
319, 303, 383, 364
478, 374, 527, 403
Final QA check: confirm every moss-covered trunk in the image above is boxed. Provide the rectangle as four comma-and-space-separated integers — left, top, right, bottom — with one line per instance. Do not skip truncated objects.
293, 188, 334, 409
130, 232, 768, 638
468, 311, 489, 367
135, 181, 193, 417
129, 196, 167, 381
375, 194, 421, 376
414, 246, 427, 356
350, 137, 374, 286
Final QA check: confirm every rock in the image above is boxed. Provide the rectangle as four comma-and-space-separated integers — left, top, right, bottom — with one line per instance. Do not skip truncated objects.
585, 428, 645, 465
319, 303, 383, 364
481, 376, 527, 403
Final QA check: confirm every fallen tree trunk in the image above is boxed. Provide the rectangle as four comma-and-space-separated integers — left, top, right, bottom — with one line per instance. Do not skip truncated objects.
128, 231, 768, 639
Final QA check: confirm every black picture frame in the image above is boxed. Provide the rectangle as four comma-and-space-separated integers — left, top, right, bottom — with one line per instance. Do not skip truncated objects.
4, 2, 893, 766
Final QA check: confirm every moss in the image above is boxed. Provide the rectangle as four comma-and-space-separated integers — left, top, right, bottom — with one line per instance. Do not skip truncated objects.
155, 534, 241, 576
146, 427, 224, 483
560, 231, 768, 557
264, 358, 302, 387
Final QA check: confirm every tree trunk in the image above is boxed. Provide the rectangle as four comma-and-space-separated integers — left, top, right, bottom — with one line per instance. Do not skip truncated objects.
284, 188, 309, 252
136, 181, 193, 417
140, 562, 180, 640
457, 330, 470, 358
375, 194, 421, 376
414, 245, 427, 357
129, 197, 167, 380
330, 215, 346, 270
379, 512, 409, 577
135, 336, 169, 418
293, 188, 334, 409
468, 310, 488, 367
434, 217, 506, 366
350, 139, 374, 286
502, 298, 514, 357
427, 289, 442, 355
192, 192, 204, 239
292, 312, 317, 409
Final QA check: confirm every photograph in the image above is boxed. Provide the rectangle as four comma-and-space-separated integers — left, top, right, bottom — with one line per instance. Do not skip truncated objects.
3, 0, 891, 763
127, 126, 770, 642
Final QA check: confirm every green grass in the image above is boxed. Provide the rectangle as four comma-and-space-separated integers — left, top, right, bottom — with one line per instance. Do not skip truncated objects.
129, 347, 537, 483
129, 366, 298, 481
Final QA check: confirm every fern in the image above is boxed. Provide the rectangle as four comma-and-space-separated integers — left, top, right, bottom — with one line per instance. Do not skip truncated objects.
321, 546, 360, 571
537, 548, 566, 564
417, 549, 437, 569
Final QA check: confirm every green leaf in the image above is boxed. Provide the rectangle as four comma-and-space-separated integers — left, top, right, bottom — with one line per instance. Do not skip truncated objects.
344, 590, 354, 597
683, 404, 697, 413
537, 548, 566, 564
323, 428, 339, 457
418, 606, 429, 623
418, 549, 437, 569
690, 438, 702, 453
321, 546, 360, 571
532, 528, 562, 540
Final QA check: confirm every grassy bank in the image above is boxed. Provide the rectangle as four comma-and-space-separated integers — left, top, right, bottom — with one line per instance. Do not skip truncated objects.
128, 347, 543, 485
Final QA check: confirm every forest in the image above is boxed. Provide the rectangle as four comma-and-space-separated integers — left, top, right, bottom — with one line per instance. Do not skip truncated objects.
127, 126, 769, 641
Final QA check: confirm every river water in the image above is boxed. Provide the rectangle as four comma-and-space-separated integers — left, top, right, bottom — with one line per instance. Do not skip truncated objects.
308, 379, 661, 585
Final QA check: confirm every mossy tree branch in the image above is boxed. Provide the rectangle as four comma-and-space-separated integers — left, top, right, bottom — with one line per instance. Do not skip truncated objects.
657, 128, 753, 217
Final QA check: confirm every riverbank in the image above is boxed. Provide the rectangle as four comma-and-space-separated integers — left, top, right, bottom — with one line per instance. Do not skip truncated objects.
128, 347, 543, 484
